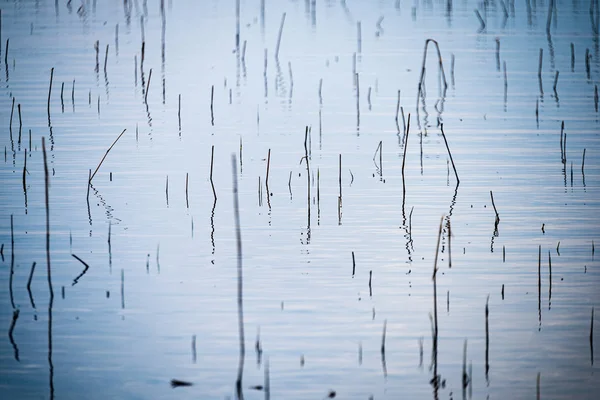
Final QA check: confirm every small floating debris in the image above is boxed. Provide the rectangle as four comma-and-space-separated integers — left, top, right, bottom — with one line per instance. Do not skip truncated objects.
170, 379, 192, 388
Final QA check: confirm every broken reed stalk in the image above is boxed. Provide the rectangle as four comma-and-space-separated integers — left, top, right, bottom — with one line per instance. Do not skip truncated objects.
448, 220, 452, 268
379, 141, 383, 175
485, 295, 490, 378
395, 90, 401, 130
503, 61, 508, 105
432, 215, 444, 386
538, 49, 544, 96
17, 104, 22, 142
48, 68, 54, 119
89, 129, 127, 183
474, 9, 486, 31
546, 0, 555, 35
381, 319, 387, 354
418, 39, 448, 95
462, 339, 468, 389
178, 94, 181, 133
27, 262, 37, 308
265, 149, 271, 189
357, 21, 362, 54
318, 78, 323, 105
264, 357, 270, 400
231, 153, 245, 393
10, 97, 14, 133
451, 53, 455, 87
560, 121, 565, 163
355, 72, 360, 125
553, 71, 559, 94
71, 254, 90, 286
165, 175, 169, 206
586, 48, 591, 80
591, 307, 595, 366
582, 149, 586, 174
274, 12, 286, 60
9, 214, 15, 309
22, 149, 27, 193
145, 68, 152, 104
548, 251, 552, 309
496, 38, 501, 71
210, 85, 214, 126
42, 134, 55, 393
339, 153, 342, 202
94, 40, 100, 71
120, 269, 124, 309
440, 124, 459, 184
209, 145, 218, 201
401, 114, 411, 205
490, 190, 500, 222
239, 137, 243, 173
373, 141, 383, 176
185, 173, 189, 208
104, 44, 109, 73
352, 251, 356, 277
538, 245, 542, 328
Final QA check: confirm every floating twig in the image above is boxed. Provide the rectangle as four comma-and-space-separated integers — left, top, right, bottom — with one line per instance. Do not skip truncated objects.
170, 379, 193, 388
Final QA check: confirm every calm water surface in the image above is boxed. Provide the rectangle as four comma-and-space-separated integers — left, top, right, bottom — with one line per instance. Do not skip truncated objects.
0, 0, 599, 399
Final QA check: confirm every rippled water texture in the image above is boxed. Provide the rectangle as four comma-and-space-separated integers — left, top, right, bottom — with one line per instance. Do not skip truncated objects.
0, 0, 599, 399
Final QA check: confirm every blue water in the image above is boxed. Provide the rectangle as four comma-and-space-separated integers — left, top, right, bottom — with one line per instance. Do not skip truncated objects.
0, 0, 599, 399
